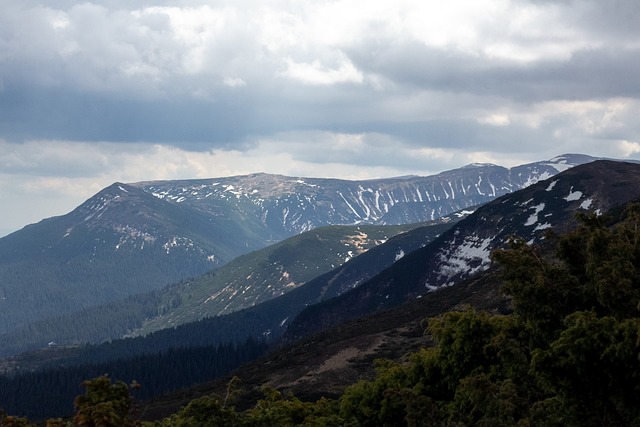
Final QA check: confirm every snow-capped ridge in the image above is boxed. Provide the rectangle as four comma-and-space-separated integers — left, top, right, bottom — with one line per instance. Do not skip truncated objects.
130, 155, 600, 236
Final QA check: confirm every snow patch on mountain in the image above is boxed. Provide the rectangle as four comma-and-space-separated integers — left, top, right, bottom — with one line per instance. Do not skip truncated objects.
546, 180, 559, 192
580, 199, 593, 209
435, 233, 495, 285
534, 223, 552, 231
523, 171, 553, 187
545, 161, 574, 172
163, 236, 196, 254
345, 250, 354, 262
114, 225, 157, 250
82, 195, 119, 222
525, 203, 546, 226
565, 187, 583, 201
546, 154, 586, 171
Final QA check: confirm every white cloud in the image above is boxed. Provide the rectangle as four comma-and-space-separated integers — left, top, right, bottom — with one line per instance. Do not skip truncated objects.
618, 140, 640, 157
478, 114, 511, 127
281, 56, 363, 85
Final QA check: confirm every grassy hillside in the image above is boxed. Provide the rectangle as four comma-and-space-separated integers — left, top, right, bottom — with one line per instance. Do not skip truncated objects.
134, 223, 419, 335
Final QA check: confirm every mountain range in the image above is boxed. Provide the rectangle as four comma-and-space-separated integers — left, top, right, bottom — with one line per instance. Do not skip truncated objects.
0, 217, 463, 357
2, 156, 640, 420
0, 154, 595, 342
141, 158, 640, 419
285, 159, 640, 339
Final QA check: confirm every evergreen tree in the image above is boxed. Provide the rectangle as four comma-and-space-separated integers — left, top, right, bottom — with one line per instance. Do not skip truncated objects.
72, 375, 140, 427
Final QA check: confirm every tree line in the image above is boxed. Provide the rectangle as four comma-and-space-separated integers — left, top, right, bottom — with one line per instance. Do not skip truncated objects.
0, 338, 267, 421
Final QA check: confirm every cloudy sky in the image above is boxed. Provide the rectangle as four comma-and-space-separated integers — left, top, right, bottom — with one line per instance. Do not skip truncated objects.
1, 0, 640, 236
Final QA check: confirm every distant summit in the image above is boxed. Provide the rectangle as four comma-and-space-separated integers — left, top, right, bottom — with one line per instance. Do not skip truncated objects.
461, 162, 499, 169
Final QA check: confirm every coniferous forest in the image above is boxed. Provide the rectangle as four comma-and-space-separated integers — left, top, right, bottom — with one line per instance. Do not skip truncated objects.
2, 206, 640, 425
0, 339, 267, 421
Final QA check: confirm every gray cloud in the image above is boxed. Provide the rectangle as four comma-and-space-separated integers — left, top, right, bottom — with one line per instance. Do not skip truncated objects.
347, 40, 640, 103
3, 0, 640, 145
2, 0, 640, 235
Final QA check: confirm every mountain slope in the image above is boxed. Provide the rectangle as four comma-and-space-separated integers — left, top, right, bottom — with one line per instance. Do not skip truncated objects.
0, 215, 460, 359
7, 188, 640, 422
129, 222, 431, 336
0, 219, 456, 356
285, 160, 640, 339
139, 269, 509, 421
0, 183, 240, 334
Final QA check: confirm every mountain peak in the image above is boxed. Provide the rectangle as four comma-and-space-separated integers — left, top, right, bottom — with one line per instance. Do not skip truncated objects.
461, 162, 499, 169
73, 182, 147, 222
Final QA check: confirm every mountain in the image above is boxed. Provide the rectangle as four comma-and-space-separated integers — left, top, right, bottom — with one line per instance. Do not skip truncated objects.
18, 150, 620, 363
2, 157, 637, 420
137, 160, 640, 419
285, 160, 640, 339
0, 217, 459, 357
0, 154, 596, 340
131, 154, 593, 232
145, 213, 463, 341
0, 215, 470, 419
0, 182, 236, 335
132, 222, 437, 336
